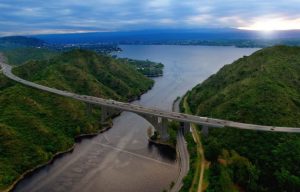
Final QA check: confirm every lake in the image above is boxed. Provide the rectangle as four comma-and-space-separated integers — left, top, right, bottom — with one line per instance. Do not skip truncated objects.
13, 45, 259, 192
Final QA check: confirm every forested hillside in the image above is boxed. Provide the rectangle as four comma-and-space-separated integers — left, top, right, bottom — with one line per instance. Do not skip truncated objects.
14, 49, 153, 101
0, 49, 153, 190
0, 36, 45, 47
0, 36, 57, 66
186, 46, 300, 191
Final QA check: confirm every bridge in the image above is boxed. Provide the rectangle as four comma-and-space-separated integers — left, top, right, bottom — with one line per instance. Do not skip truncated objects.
1, 60, 300, 140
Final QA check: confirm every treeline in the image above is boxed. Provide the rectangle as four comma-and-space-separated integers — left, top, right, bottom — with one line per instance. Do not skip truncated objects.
186, 46, 300, 191
119, 58, 164, 77
180, 129, 198, 192
14, 49, 154, 101
0, 49, 153, 190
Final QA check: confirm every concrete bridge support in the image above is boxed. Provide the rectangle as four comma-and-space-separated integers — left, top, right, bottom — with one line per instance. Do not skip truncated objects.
101, 106, 121, 123
86, 103, 92, 115
140, 114, 169, 141
201, 125, 209, 136
183, 122, 190, 134
158, 118, 169, 141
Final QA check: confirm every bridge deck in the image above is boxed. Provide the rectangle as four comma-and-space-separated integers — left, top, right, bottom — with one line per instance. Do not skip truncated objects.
1, 61, 300, 133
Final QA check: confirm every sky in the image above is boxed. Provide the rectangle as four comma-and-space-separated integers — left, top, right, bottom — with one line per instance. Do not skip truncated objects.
1, 0, 300, 36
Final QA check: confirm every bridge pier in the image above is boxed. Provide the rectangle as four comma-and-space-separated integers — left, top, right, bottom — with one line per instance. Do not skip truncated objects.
201, 125, 209, 136
140, 114, 169, 141
183, 122, 190, 134
86, 103, 92, 115
101, 106, 121, 123
158, 117, 169, 141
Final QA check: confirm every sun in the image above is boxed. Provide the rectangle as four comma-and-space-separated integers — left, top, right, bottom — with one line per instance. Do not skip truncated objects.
238, 18, 300, 31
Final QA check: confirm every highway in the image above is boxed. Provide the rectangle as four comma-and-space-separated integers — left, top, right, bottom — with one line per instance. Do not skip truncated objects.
171, 98, 189, 192
1, 60, 300, 133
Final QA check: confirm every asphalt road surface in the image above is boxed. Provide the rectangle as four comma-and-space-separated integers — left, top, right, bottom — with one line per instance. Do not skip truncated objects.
171, 98, 189, 192
1, 59, 300, 133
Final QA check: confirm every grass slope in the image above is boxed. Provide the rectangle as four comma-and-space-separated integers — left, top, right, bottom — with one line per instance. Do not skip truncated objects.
2, 47, 58, 66
186, 46, 300, 191
14, 49, 153, 101
0, 36, 57, 66
0, 49, 153, 190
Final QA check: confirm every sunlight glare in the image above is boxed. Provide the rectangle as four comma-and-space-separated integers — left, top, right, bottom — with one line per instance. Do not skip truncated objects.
238, 18, 300, 31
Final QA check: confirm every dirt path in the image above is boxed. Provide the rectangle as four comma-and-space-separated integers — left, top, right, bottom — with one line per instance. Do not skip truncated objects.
183, 96, 205, 192
197, 132, 205, 192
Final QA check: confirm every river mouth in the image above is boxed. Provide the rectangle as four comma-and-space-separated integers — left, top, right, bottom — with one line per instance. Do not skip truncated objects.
13, 45, 259, 192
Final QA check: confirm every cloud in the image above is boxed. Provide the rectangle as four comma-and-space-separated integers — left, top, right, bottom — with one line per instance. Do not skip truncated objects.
238, 16, 300, 31
147, 0, 171, 8
185, 14, 212, 26
0, 0, 300, 35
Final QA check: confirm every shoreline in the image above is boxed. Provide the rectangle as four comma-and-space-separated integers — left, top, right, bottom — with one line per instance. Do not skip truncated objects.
146, 96, 182, 150
170, 96, 191, 192
2, 70, 156, 192
4, 124, 112, 192
147, 96, 185, 192
148, 138, 176, 149
171, 97, 184, 192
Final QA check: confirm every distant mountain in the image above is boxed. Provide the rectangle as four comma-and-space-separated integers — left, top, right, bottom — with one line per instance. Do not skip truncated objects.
32, 29, 300, 47
0, 36, 122, 64
0, 49, 153, 190
0, 36, 46, 47
185, 46, 300, 191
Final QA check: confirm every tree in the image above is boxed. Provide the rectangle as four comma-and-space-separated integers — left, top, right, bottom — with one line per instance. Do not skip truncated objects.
229, 151, 259, 191
205, 137, 222, 162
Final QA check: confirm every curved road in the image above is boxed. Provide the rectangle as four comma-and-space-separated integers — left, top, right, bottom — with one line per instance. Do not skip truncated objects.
1, 60, 300, 133
171, 98, 189, 192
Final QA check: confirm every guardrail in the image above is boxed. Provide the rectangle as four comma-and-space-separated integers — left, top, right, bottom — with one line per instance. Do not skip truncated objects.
1, 61, 300, 133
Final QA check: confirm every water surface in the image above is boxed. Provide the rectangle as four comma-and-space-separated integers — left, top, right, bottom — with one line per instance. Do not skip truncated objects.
14, 45, 259, 192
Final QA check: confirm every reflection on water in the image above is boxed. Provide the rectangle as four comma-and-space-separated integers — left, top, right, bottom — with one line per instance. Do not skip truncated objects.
13, 45, 259, 192
147, 142, 177, 161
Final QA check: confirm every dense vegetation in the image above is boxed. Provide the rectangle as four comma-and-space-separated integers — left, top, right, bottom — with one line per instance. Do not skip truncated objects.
167, 121, 179, 147
14, 49, 153, 101
0, 36, 123, 66
118, 58, 164, 77
0, 36, 58, 66
186, 46, 300, 191
179, 96, 202, 192
0, 49, 153, 190
0, 36, 45, 47
148, 38, 300, 48
2, 47, 57, 66
180, 130, 198, 192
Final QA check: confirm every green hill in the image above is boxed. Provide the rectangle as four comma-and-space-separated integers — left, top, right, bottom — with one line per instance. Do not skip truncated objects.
185, 46, 300, 191
0, 50, 153, 190
0, 36, 57, 66
2, 47, 58, 66
0, 36, 45, 47
14, 49, 153, 101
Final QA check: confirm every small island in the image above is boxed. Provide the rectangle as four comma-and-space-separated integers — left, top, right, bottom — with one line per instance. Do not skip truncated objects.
119, 58, 164, 77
